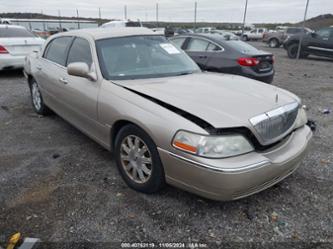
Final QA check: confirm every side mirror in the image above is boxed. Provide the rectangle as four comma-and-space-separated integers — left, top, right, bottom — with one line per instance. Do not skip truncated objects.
67, 62, 97, 81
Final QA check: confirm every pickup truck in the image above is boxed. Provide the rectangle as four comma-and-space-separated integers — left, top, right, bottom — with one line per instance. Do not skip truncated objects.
241, 28, 267, 41
283, 27, 333, 59
263, 27, 312, 48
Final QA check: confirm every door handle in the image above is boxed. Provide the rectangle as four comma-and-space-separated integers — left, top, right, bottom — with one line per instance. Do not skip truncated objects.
36, 66, 42, 70
59, 77, 68, 84
199, 55, 208, 59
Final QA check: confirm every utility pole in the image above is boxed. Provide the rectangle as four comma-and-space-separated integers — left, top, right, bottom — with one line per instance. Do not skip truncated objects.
76, 9, 80, 29
296, 0, 310, 60
58, 10, 62, 31
41, 10, 46, 31
156, 3, 159, 27
124, 5, 127, 20
98, 7, 101, 26
194, 1, 197, 30
241, 0, 248, 38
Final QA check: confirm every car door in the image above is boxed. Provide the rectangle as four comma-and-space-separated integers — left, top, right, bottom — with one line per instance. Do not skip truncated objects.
203, 42, 229, 72
184, 37, 211, 69
257, 29, 264, 39
306, 28, 333, 56
35, 36, 73, 112
60, 36, 106, 143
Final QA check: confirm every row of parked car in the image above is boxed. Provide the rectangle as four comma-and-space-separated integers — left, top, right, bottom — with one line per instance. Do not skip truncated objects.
0, 23, 276, 83
1, 22, 332, 84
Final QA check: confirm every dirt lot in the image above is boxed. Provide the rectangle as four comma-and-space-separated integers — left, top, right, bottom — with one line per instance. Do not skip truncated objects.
0, 42, 332, 248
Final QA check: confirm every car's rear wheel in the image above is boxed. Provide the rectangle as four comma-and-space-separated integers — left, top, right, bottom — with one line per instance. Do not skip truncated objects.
242, 35, 249, 41
269, 38, 280, 48
30, 79, 51, 115
114, 124, 165, 194
287, 43, 299, 59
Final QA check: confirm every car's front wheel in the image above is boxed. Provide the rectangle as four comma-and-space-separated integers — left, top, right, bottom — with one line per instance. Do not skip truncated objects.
287, 43, 300, 59
29, 79, 51, 115
114, 124, 166, 194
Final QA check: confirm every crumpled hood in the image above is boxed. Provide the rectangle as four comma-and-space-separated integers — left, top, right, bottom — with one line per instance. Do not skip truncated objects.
114, 72, 299, 129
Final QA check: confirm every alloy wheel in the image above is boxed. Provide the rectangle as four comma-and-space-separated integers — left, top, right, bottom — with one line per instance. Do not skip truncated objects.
120, 135, 153, 184
31, 82, 42, 111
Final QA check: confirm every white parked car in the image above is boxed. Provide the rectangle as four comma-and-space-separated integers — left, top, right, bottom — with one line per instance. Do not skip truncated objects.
0, 25, 44, 70
242, 28, 267, 41
0, 18, 12, 24
101, 20, 142, 28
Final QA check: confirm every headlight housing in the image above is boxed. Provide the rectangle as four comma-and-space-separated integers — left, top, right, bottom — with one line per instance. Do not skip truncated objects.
172, 130, 254, 158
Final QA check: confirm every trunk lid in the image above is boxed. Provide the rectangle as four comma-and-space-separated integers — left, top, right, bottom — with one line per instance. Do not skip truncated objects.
0, 38, 44, 56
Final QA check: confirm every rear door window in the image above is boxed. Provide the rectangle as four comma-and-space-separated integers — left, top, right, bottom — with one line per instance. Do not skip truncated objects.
0, 27, 35, 38
207, 43, 221, 51
67, 37, 93, 67
170, 37, 186, 49
186, 38, 209, 52
287, 28, 299, 34
44, 37, 73, 66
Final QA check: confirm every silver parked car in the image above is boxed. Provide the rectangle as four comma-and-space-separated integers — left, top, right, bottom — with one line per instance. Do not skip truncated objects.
24, 28, 312, 201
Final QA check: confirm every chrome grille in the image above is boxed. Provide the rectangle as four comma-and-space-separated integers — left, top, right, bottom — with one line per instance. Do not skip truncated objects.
250, 102, 299, 145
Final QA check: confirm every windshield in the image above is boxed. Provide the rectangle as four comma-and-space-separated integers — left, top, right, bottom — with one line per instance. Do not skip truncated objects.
96, 35, 200, 80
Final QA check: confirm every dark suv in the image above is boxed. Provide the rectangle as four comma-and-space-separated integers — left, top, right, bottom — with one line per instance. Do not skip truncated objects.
263, 27, 311, 48
284, 27, 333, 59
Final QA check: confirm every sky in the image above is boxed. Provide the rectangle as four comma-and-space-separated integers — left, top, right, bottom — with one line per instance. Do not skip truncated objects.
1, 0, 333, 23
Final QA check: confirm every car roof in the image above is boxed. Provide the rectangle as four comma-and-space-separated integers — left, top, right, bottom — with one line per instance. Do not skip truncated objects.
0, 24, 26, 29
60, 27, 156, 40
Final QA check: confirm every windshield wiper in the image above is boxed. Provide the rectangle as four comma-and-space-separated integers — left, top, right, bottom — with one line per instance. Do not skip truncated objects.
175, 71, 195, 76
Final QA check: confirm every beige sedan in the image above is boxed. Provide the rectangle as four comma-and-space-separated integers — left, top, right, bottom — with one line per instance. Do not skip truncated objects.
24, 27, 312, 201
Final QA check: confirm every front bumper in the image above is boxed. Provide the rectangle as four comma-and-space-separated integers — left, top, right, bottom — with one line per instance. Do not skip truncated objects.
158, 125, 312, 201
0, 54, 26, 70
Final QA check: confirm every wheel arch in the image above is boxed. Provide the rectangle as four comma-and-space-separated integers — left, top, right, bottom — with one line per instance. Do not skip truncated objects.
110, 119, 153, 152
27, 74, 35, 88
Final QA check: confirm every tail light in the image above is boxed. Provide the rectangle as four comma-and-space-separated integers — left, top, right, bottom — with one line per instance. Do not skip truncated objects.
237, 57, 259, 67
272, 55, 275, 64
0, 45, 9, 54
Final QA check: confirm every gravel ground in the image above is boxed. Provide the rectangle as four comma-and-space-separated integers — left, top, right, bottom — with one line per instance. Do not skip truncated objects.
0, 42, 332, 248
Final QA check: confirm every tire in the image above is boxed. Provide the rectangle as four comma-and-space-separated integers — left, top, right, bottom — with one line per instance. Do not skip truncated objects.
114, 124, 166, 194
268, 38, 280, 48
287, 43, 299, 59
242, 35, 249, 41
29, 79, 52, 115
